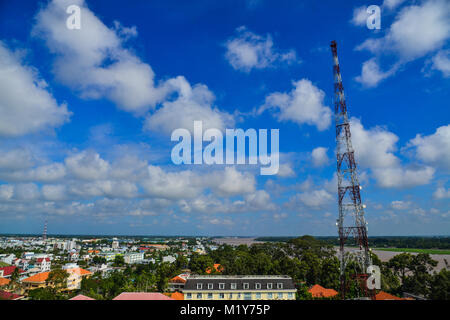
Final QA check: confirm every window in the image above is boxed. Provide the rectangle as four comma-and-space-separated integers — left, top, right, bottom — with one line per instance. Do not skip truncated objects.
229, 294, 233, 299
219, 283, 225, 289
277, 283, 283, 289
186, 293, 192, 299
243, 283, 249, 289
244, 293, 252, 300
231, 283, 237, 290
208, 293, 213, 299
237, 293, 241, 299
255, 293, 261, 299
197, 283, 202, 290
288, 293, 294, 299
219, 293, 225, 299
197, 293, 202, 299
208, 283, 213, 289
277, 293, 283, 299
267, 283, 273, 289
267, 292, 273, 299
255, 283, 261, 289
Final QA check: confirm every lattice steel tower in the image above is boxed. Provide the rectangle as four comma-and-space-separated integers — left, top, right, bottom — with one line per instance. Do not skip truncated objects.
43, 219, 48, 241
330, 40, 372, 299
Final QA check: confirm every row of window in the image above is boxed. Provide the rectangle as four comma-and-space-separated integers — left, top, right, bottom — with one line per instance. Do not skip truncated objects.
196, 282, 284, 290
186, 292, 294, 300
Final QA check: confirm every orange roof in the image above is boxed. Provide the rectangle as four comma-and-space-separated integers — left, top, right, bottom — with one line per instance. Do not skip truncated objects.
88, 250, 99, 254
65, 268, 92, 276
171, 292, 184, 300
375, 291, 405, 300
0, 277, 10, 286
23, 272, 50, 283
170, 275, 187, 283
308, 284, 338, 298
206, 264, 223, 274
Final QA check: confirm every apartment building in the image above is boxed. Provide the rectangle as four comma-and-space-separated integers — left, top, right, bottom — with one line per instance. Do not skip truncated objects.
123, 252, 144, 264
183, 275, 297, 300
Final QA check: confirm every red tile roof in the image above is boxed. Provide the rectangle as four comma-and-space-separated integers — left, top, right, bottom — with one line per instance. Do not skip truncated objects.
0, 290, 23, 300
70, 294, 96, 300
36, 258, 50, 263
308, 284, 339, 298
375, 291, 405, 300
113, 292, 174, 300
0, 266, 25, 277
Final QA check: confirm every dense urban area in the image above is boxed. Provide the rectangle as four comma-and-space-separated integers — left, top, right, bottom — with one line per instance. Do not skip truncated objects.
0, 235, 448, 300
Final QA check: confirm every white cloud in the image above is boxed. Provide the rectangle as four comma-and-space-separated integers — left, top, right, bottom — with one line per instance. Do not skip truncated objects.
357, 0, 450, 61
311, 147, 329, 167
0, 42, 70, 136
350, 118, 399, 169
429, 50, 450, 77
391, 200, 411, 210
42, 184, 67, 201
212, 167, 256, 196
383, 0, 406, 10
33, 0, 171, 114
65, 150, 110, 180
277, 163, 295, 177
0, 185, 14, 200
294, 189, 333, 208
259, 79, 332, 131
355, 0, 450, 86
13, 183, 40, 200
145, 77, 234, 135
433, 187, 450, 199
350, 118, 435, 188
225, 26, 298, 72
350, 6, 369, 26
407, 125, 450, 171
372, 166, 435, 188
355, 58, 399, 87
0, 149, 34, 170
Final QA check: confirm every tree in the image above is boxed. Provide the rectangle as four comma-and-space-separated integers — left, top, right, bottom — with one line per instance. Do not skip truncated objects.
429, 269, 450, 300
113, 255, 125, 267
46, 269, 69, 291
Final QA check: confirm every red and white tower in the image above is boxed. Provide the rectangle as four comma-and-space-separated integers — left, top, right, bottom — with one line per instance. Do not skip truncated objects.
330, 40, 373, 299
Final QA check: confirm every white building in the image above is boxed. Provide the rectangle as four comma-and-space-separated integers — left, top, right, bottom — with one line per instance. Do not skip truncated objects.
123, 252, 144, 264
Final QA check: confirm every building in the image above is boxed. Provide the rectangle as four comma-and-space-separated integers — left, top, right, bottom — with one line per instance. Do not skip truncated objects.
0, 277, 10, 287
112, 292, 174, 300
308, 284, 338, 298
70, 294, 96, 300
35, 257, 51, 272
111, 238, 119, 249
183, 275, 297, 300
0, 266, 25, 278
168, 273, 190, 292
22, 266, 92, 291
123, 252, 144, 264
375, 291, 407, 300
0, 290, 24, 300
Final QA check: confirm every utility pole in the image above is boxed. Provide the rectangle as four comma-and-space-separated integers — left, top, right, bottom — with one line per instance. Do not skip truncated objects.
330, 40, 373, 300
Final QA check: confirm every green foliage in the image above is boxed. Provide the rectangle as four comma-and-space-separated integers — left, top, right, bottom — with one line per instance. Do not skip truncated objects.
113, 255, 125, 266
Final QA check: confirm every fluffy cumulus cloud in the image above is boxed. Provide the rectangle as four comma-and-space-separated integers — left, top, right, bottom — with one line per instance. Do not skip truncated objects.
65, 150, 110, 180
293, 189, 334, 209
350, 118, 435, 188
259, 79, 332, 131
407, 125, 450, 171
355, 58, 399, 88
433, 187, 450, 199
355, 0, 450, 86
144, 77, 234, 135
350, 6, 369, 26
428, 50, 450, 77
32, 0, 171, 114
311, 147, 329, 167
225, 26, 298, 72
0, 42, 70, 137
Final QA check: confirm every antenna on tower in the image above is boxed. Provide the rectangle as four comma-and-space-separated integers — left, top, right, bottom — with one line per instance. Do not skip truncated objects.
330, 40, 374, 300
43, 219, 48, 241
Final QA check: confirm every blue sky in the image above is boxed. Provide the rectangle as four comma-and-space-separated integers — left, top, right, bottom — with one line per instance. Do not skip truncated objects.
0, 0, 448, 236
